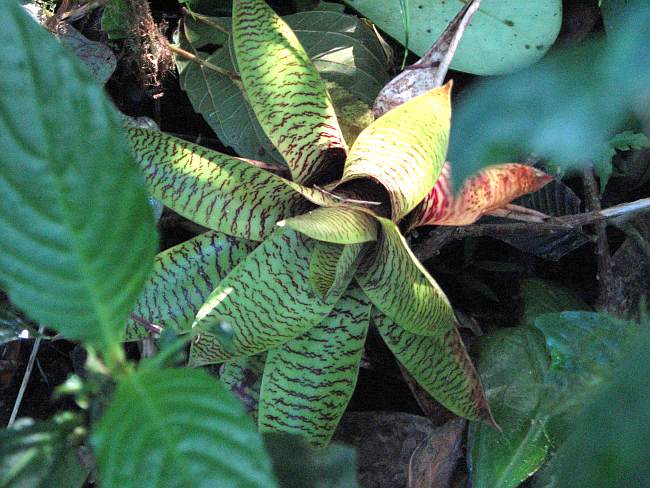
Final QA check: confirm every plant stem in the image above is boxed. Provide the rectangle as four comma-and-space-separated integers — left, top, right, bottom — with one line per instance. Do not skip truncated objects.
167, 43, 241, 85
8, 325, 45, 427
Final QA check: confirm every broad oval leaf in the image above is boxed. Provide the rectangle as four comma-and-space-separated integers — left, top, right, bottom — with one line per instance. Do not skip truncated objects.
373, 310, 493, 423
233, 0, 347, 184
468, 327, 551, 488
0, 3, 157, 350
259, 288, 370, 446
356, 218, 455, 336
127, 127, 337, 241
189, 229, 348, 366
125, 231, 257, 341
408, 163, 552, 228
92, 368, 278, 488
336, 84, 452, 221
278, 207, 377, 244
342, 0, 562, 75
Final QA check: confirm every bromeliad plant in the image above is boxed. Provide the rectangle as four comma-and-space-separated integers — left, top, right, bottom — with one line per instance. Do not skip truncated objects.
125, 0, 551, 445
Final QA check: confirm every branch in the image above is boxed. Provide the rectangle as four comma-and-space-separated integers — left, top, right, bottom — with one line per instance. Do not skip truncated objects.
167, 43, 241, 84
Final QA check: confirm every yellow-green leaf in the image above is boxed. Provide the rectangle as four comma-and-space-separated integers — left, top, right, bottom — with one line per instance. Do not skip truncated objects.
278, 207, 377, 244
309, 242, 365, 297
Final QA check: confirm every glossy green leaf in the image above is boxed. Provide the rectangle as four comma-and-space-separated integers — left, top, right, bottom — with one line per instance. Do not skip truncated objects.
520, 278, 590, 328
126, 127, 339, 241
259, 288, 370, 446
0, 3, 157, 351
448, 3, 650, 189
125, 231, 256, 341
534, 311, 634, 440
221, 353, 267, 420
539, 327, 650, 488
342, 0, 561, 75
309, 242, 364, 297
92, 368, 278, 488
357, 218, 455, 336
0, 413, 87, 488
189, 229, 347, 366
279, 207, 377, 244
468, 327, 551, 488
233, 0, 347, 184
373, 310, 493, 423
264, 433, 359, 488
337, 84, 451, 221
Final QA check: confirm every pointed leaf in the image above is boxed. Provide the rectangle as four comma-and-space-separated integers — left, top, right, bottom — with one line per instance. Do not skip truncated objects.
233, 0, 347, 184
409, 163, 553, 228
92, 368, 278, 488
221, 353, 267, 420
259, 289, 370, 446
373, 310, 493, 423
336, 84, 452, 221
0, 3, 157, 350
279, 207, 377, 244
126, 231, 256, 341
127, 127, 338, 241
468, 327, 551, 488
356, 218, 455, 336
310, 242, 364, 297
189, 229, 348, 366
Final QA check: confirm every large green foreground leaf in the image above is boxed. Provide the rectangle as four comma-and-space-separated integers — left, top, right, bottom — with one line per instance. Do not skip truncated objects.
233, 0, 347, 184
190, 229, 344, 365
373, 310, 493, 423
258, 289, 370, 446
337, 84, 451, 221
0, 414, 87, 488
468, 327, 550, 488
126, 231, 256, 341
0, 3, 157, 350
92, 368, 278, 488
448, 2, 650, 188
357, 218, 454, 336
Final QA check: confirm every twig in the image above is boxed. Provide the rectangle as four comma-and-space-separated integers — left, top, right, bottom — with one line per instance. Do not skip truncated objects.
130, 314, 163, 335
167, 43, 241, 84
8, 325, 45, 427
582, 168, 614, 311
412, 197, 650, 262
182, 7, 231, 36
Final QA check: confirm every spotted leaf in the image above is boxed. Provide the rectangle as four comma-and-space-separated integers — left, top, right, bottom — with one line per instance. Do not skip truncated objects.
356, 218, 455, 336
233, 0, 347, 184
409, 162, 553, 228
373, 310, 494, 425
189, 229, 351, 366
258, 288, 370, 446
125, 231, 256, 341
334, 83, 452, 221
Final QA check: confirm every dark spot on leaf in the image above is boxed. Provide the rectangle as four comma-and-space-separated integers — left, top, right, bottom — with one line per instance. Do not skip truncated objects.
536, 44, 545, 50
504, 19, 514, 27
426, 29, 432, 34
418, 4, 423, 9
525, 44, 531, 49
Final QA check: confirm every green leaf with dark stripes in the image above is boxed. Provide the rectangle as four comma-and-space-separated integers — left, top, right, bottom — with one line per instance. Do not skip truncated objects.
126, 231, 256, 341
233, 0, 347, 184
189, 229, 347, 366
0, 413, 87, 488
259, 288, 370, 446
373, 309, 494, 424
279, 207, 377, 244
0, 2, 157, 351
126, 127, 340, 241
221, 353, 267, 420
357, 218, 455, 336
92, 368, 278, 488
335, 83, 451, 221
309, 242, 364, 297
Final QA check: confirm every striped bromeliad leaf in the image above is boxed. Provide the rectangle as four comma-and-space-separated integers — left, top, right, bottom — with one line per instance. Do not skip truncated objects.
372, 309, 495, 426
408, 162, 553, 228
309, 242, 366, 298
356, 217, 455, 336
333, 82, 452, 221
278, 206, 378, 244
125, 231, 256, 341
189, 228, 349, 366
233, 0, 347, 185
258, 288, 370, 446
221, 353, 267, 421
